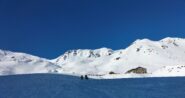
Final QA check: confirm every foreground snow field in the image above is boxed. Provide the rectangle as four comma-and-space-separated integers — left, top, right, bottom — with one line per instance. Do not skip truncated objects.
0, 74, 185, 98
1, 37, 185, 78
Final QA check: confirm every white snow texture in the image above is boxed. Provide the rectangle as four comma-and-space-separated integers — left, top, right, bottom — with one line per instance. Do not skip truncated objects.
1, 37, 185, 79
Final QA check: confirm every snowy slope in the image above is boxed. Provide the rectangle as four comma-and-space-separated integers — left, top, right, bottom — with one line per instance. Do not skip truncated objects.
1, 37, 185, 78
0, 50, 60, 75
52, 37, 185, 78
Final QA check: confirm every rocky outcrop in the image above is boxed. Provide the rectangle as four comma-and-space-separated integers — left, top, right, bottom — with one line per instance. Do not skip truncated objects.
126, 67, 147, 74
109, 71, 116, 74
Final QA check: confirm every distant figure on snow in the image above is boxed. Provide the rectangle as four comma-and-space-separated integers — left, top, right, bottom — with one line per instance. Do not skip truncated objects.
80, 75, 84, 80
80, 75, 89, 80
85, 75, 89, 80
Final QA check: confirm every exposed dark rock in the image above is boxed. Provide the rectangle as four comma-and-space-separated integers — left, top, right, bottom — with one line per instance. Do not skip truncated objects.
109, 71, 116, 74
88, 50, 96, 58
95, 53, 100, 57
126, 67, 147, 74
136, 48, 140, 52
73, 50, 77, 56
115, 57, 120, 60
63, 55, 67, 60
173, 42, 178, 47
107, 50, 113, 55
161, 45, 168, 49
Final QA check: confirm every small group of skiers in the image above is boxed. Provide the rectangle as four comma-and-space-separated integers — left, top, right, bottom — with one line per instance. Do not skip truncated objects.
80, 75, 89, 80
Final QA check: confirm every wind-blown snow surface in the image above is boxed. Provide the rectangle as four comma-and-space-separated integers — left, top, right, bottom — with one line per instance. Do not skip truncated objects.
0, 74, 185, 98
1, 37, 185, 78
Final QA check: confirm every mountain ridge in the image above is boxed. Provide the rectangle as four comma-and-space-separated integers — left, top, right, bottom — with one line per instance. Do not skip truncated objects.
1, 37, 185, 79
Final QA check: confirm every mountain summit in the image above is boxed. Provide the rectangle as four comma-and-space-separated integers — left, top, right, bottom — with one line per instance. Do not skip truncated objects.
1, 37, 185, 79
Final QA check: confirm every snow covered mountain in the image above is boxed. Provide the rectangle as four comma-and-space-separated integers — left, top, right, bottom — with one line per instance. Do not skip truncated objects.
0, 50, 60, 75
52, 37, 185, 78
1, 37, 185, 78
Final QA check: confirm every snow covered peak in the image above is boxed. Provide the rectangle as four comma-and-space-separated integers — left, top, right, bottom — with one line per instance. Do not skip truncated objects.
64, 47, 113, 57
1, 37, 185, 79
0, 49, 12, 56
53, 47, 113, 65
127, 37, 185, 52
130, 38, 157, 48
134, 38, 153, 43
50, 37, 185, 77
132, 37, 184, 45
0, 49, 60, 75
91, 47, 113, 56
160, 37, 183, 41
160, 37, 185, 47
0, 49, 41, 62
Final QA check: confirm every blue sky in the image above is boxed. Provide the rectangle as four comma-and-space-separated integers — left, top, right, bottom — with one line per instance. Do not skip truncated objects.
0, 0, 185, 59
